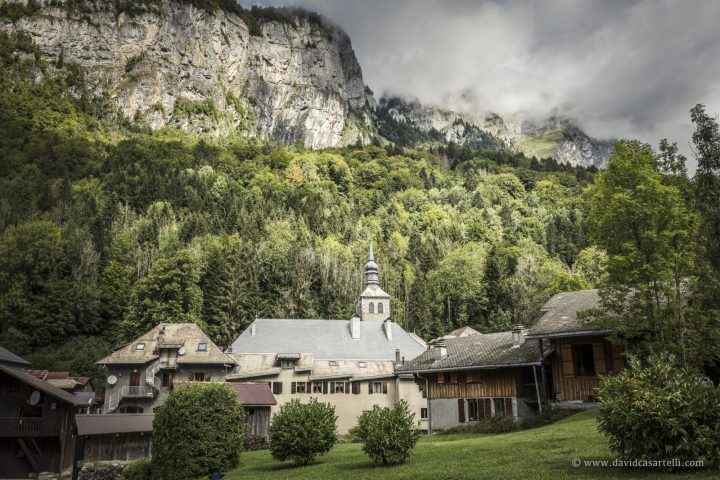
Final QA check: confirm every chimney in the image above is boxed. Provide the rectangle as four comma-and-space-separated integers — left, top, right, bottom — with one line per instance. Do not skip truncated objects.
351, 316, 361, 339
512, 324, 524, 348
395, 348, 400, 365
433, 339, 447, 360
250, 323, 256, 336
384, 319, 393, 340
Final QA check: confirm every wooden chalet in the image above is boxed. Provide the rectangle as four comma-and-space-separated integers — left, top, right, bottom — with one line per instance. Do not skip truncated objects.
0, 353, 86, 479
525, 289, 625, 402
396, 326, 545, 432
227, 382, 277, 445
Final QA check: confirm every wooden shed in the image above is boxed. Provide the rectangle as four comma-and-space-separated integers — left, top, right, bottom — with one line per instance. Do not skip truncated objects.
226, 383, 276, 444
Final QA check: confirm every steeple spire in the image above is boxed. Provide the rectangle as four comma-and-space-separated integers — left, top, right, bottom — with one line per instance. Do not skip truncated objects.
364, 241, 379, 286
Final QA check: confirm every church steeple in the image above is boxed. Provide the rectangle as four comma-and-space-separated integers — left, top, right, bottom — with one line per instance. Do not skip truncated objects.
357, 241, 391, 321
364, 241, 379, 286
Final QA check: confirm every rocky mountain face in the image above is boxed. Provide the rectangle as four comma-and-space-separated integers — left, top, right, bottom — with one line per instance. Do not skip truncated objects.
1, 0, 375, 148
376, 96, 614, 168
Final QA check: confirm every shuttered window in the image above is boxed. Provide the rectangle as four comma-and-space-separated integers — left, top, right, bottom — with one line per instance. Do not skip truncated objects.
272, 382, 282, 395
593, 343, 607, 375
352, 382, 360, 394
561, 344, 574, 377
458, 399, 465, 423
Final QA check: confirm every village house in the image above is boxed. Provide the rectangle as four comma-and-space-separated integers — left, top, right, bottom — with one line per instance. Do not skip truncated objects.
398, 288, 626, 432
97, 323, 236, 413
396, 326, 545, 432
225, 244, 428, 434
524, 289, 625, 403
0, 347, 86, 479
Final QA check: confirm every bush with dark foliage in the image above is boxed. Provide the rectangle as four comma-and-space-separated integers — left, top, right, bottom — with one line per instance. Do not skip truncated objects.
268, 398, 337, 466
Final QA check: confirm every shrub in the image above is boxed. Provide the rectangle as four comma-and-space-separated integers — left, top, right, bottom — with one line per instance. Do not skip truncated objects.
598, 353, 720, 467
518, 408, 574, 430
151, 383, 246, 480
268, 398, 337, 466
438, 413, 518, 435
356, 400, 421, 465
122, 459, 151, 480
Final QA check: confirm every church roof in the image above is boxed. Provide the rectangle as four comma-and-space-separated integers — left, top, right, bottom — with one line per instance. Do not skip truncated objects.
227, 319, 426, 361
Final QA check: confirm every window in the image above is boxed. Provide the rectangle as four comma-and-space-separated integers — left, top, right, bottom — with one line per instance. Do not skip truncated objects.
280, 359, 296, 369
120, 406, 144, 414
420, 408, 428, 420
135, 343, 145, 350
162, 372, 174, 387
272, 382, 282, 395
192, 372, 211, 382
467, 398, 491, 421
328, 360, 338, 367
312, 382, 327, 394
443, 373, 452, 384
198, 342, 207, 351
369, 302, 375, 314
572, 344, 596, 376
351, 382, 360, 394
493, 397, 513, 416
331, 381, 350, 394
357, 361, 366, 368
291, 382, 310, 394
378, 302, 384, 314
368, 381, 388, 394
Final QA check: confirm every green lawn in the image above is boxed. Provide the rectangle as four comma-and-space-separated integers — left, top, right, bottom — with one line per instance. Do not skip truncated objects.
227, 409, 717, 480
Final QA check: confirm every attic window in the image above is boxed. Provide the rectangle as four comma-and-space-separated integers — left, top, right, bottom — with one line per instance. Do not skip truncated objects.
135, 343, 145, 351
328, 360, 338, 367
198, 343, 207, 352
358, 361, 367, 368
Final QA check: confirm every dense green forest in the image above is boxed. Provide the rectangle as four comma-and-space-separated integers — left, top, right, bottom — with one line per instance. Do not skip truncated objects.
0, 31, 718, 380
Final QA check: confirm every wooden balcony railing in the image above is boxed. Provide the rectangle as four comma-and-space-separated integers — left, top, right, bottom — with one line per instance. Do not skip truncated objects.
0, 417, 59, 437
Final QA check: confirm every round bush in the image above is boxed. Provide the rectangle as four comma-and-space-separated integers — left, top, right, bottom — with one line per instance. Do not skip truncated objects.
356, 400, 421, 465
268, 398, 337, 466
598, 353, 720, 466
151, 383, 246, 480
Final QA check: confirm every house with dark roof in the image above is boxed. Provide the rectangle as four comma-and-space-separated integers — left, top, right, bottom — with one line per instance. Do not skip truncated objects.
227, 383, 277, 444
226, 244, 428, 434
0, 354, 87, 479
397, 326, 546, 431
398, 288, 626, 432
525, 289, 625, 403
97, 323, 236, 413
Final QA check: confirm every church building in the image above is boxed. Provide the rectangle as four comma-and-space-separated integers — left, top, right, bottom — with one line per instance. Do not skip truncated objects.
225, 244, 428, 433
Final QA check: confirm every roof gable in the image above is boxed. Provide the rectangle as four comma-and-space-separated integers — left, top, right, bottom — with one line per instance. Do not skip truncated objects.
98, 323, 235, 366
227, 383, 277, 406
0, 365, 86, 406
526, 289, 605, 338
0, 346, 31, 367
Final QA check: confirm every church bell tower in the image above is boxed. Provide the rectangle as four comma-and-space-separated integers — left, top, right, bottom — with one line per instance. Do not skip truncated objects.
356, 242, 391, 321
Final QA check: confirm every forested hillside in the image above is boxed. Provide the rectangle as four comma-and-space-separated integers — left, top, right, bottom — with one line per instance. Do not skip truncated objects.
0, 31, 605, 378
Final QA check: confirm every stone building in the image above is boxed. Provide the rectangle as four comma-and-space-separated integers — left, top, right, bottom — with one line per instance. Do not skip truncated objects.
226, 244, 428, 433
97, 323, 236, 413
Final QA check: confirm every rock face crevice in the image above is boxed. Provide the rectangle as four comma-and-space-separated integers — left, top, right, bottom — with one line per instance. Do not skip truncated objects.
1, 0, 375, 148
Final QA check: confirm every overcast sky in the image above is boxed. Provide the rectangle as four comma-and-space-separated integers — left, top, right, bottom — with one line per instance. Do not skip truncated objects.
248, 0, 720, 170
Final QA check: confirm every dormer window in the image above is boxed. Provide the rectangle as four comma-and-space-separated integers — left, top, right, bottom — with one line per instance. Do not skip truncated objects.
328, 360, 338, 367
135, 343, 145, 351
280, 359, 296, 369
358, 361, 367, 368
198, 343, 207, 352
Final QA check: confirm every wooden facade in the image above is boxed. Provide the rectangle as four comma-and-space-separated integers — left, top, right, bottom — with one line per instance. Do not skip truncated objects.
81, 433, 152, 463
426, 367, 537, 400
549, 335, 625, 401
245, 407, 271, 444
0, 369, 80, 479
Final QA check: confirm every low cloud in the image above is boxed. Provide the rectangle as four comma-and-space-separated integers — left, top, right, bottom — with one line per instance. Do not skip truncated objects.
249, 0, 720, 170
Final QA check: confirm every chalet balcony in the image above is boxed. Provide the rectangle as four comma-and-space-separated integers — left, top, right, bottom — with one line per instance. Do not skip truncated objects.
120, 386, 154, 398
0, 417, 59, 437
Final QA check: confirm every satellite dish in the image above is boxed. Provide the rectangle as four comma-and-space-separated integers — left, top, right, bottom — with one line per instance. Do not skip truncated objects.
107, 375, 118, 385
178, 347, 186, 356
29, 390, 41, 406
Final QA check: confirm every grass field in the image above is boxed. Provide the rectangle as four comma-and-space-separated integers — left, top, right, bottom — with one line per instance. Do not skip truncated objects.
226, 409, 717, 480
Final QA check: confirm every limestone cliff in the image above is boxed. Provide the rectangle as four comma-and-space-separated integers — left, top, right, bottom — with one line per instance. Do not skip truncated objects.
0, 0, 375, 147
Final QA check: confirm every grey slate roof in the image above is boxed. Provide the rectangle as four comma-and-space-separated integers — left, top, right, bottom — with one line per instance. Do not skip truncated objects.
228, 319, 426, 361
0, 346, 31, 367
397, 332, 541, 373
526, 289, 607, 339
